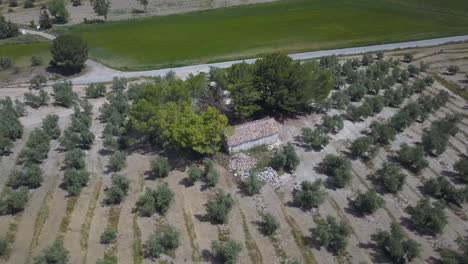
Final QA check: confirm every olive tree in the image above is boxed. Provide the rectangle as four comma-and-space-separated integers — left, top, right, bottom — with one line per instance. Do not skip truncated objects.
142, 226, 180, 259
150, 157, 170, 178
104, 174, 130, 205
396, 144, 428, 173
260, 213, 280, 236
408, 199, 447, 235
211, 239, 242, 264
242, 172, 264, 196
50, 34, 88, 72
319, 154, 352, 188
321, 115, 344, 134
375, 223, 421, 263
353, 190, 384, 215
454, 157, 468, 182
376, 163, 406, 194
447, 65, 460, 75
423, 176, 467, 206
301, 127, 330, 150
315, 215, 351, 253
271, 143, 300, 173
206, 190, 234, 224
136, 183, 174, 216
350, 136, 378, 160
53, 81, 76, 107
293, 180, 326, 210
33, 239, 69, 264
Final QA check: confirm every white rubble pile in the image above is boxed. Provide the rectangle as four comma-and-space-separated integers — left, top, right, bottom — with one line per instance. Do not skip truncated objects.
256, 167, 284, 189
228, 153, 257, 179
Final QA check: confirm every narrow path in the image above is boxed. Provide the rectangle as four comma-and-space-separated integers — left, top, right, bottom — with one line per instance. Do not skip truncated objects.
22, 29, 468, 84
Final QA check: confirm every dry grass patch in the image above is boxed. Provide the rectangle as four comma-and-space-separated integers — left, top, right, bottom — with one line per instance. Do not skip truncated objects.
80, 179, 102, 255
57, 196, 78, 240
239, 209, 263, 264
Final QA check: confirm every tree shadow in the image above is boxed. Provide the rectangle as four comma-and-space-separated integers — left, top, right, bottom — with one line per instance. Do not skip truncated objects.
441, 169, 465, 184
46, 65, 83, 77
307, 227, 322, 251
194, 213, 219, 225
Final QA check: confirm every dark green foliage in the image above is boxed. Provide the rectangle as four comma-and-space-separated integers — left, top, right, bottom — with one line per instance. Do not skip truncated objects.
50, 34, 87, 72
62, 168, 89, 196
321, 115, 343, 134
396, 144, 428, 173
350, 136, 378, 160
422, 128, 449, 156
353, 190, 384, 215
319, 154, 352, 188
24, 90, 50, 109
329, 91, 350, 109
85, 83, 106, 98
377, 163, 406, 194
361, 53, 374, 66
206, 190, 234, 224
242, 172, 263, 196
29, 75, 47, 90
375, 223, 421, 263
143, 226, 180, 259
64, 148, 85, 170
0, 97, 23, 155
260, 213, 280, 236
408, 199, 447, 235
0, 238, 8, 256
100, 227, 117, 244
440, 236, 468, 264
301, 127, 330, 149
211, 239, 242, 264
39, 10, 52, 30
271, 143, 300, 173
109, 151, 127, 172
104, 174, 129, 205
454, 157, 468, 182
53, 81, 76, 108
369, 122, 396, 145
407, 64, 419, 77
294, 179, 326, 210
0, 187, 29, 215
424, 176, 467, 206
187, 165, 202, 184
403, 53, 413, 63
137, 183, 174, 216
19, 128, 50, 164
150, 157, 170, 178
447, 65, 460, 75
42, 114, 60, 139
347, 84, 367, 102
315, 215, 351, 253
8, 163, 43, 189
383, 89, 404, 108
33, 239, 69, 264
0, 16, 19, 39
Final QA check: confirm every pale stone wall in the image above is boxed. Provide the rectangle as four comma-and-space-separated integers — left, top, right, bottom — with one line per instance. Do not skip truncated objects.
228, 134, 279, 153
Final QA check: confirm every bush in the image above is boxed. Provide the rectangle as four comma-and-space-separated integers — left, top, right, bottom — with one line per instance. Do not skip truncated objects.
0, 57, 13, 70
329, 91, 350, 109
321, 115, 343, 134
19, 128, 50, 164
396, 144, 428, 173
50, 34, 88, 72
423, 176, 467, 206
62, 168, 89, 196
150, 157, 170, 178
53, 81, 76, 107
142, 226, 180, 259
85, 83, 106, 98
8, 0, 18, 7
403, 53, 413, 63
353, 190, 384, 215
109, 151, 127, 172
31, 56, 43, 66
8, 163, 43, 189
376, 163, 406, 194
39, 9, 52, 30
301, 127, 330, 150
375, 223, 420, 263
271, 143, 299, 173
422, 128, 449, 156
319, 154, 352, 188
104, 174, 130, 205
407, 64, 419, 77
24, 0, 34, 8
33, 240, 69, 264
350, 136, 378, 160
24, 90, 50, 109
211, 239, 242, 264
408, 199, 447, 235
0, 16, 19, 39
0, 187, 29, 215
0, 238, 8, 256
315, 215, 351, 253
347, 84, 367, 102
206, 190, 234, 224
187, 165, 202, 184
204, 168, 220, 188
454, 157, 468, 182
260, 213, 280, 236
100, 227, 117, 244
370, 122, 396, 145
294, 180, 326, 210
42, 114, 60, 139
447, 65, 460, 75
64, 148, 85, 170
137, 183, 174, 216
361, 53, 374, 66
242, 172, 263, 196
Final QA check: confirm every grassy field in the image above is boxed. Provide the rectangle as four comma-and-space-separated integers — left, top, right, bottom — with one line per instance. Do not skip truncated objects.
0, 42, 50, 67
3, 0, 468, 71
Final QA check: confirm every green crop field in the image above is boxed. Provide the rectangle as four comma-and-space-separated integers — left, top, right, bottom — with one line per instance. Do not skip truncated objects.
0, 42, 50, 67
3, 0, 468, 71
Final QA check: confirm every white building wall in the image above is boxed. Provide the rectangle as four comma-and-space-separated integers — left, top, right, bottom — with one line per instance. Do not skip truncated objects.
228, 134, 279, 153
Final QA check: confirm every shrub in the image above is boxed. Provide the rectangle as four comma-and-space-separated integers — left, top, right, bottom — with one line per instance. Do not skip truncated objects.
423, 176, 467, 206
8, 163, 43, 189
19, 128, 50, 164
206, 190, 234, 224
53, 81, 76, 107
321, 115, 344, 134
137, 183, 174, 216
350, 136, 378, 160
403, 53, 413, 63
33, 240, 69, 264
31, 56, 43, 66
294, 180, 326, 210
50, 34, 87, 72
143, 226, 180, 259
0, 16, 18, 39
187, 165, 202, 184
109, 151, 127, 172
29, 75, 47, 90
396, 144, 428, 173
271, 143, 299, 173
301, 127, 330, 150
422, 128, 449, 156
329, 91, 350, 109
376, 163, 406, 194
375, 223, 420, 263
361, 53, 374, 66
85, 83, 106, 98
24, 91, 49, 109
242, 172, 263, 196
39, 9, 52, 29
62, 168, 89, 196
353, 190, 384, 215
42, 114, 60, 139
150, 157, 170, 178
376, 52, 384, 60
407, 64, 419, 77
100, 227, 117, 244
0, 238, 8, 256
24, 0, 34, 8
104, 174, 129, 205
369, 122, 396, 145
0, 57, 13, 70
0, 187, 29, 215
260, 213, 280, 236
408, 199, 447, 235
454, 157, 468, 182
204, 168, 220, 188
347, 84, 367, 102
211, 239, 242, 264
315, 215, 351, 253
319, 154, 352, 188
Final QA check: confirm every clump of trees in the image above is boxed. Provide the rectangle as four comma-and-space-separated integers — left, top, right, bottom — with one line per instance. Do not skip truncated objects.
422, 115, 460, 156
423, 176, 467, 206
396, 144, 428, 173
142, 226, 180, 259
0, 16, 19, 39
454, 157, 468, 182
319, 154, 352, 188
375, 223, 420, 263
206, 190, 234, 224
50, 34, 88, 72
85, 83, 106, 98
293, 180, 326, 210
104, 174, 130, 205
315, 215, 351, 253
408, 199, 447, 235
211, 239, 242, 264
376, 163, 406, 194
271, 143, 300, 173
48, 0, 70, 24
136, 183, 174, 216
150, 157, 170, 178
0, 97, 24, 155
33, 239, 69, 264
0, 187, 29, 215
260, 213, 280, 236
350, 136, 378, 160
353, 190, 384, 215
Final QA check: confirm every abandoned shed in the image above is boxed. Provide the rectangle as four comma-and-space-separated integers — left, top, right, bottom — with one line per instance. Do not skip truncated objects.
224, 118, 281, 153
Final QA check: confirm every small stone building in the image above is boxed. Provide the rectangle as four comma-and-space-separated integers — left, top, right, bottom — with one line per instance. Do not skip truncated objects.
224, 118, 281, 153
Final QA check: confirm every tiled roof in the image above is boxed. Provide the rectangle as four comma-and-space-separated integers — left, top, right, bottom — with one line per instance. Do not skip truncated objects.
226, 118, 281, 147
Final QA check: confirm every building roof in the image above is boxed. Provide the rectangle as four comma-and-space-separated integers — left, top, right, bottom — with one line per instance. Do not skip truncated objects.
226, 118, 281, 147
